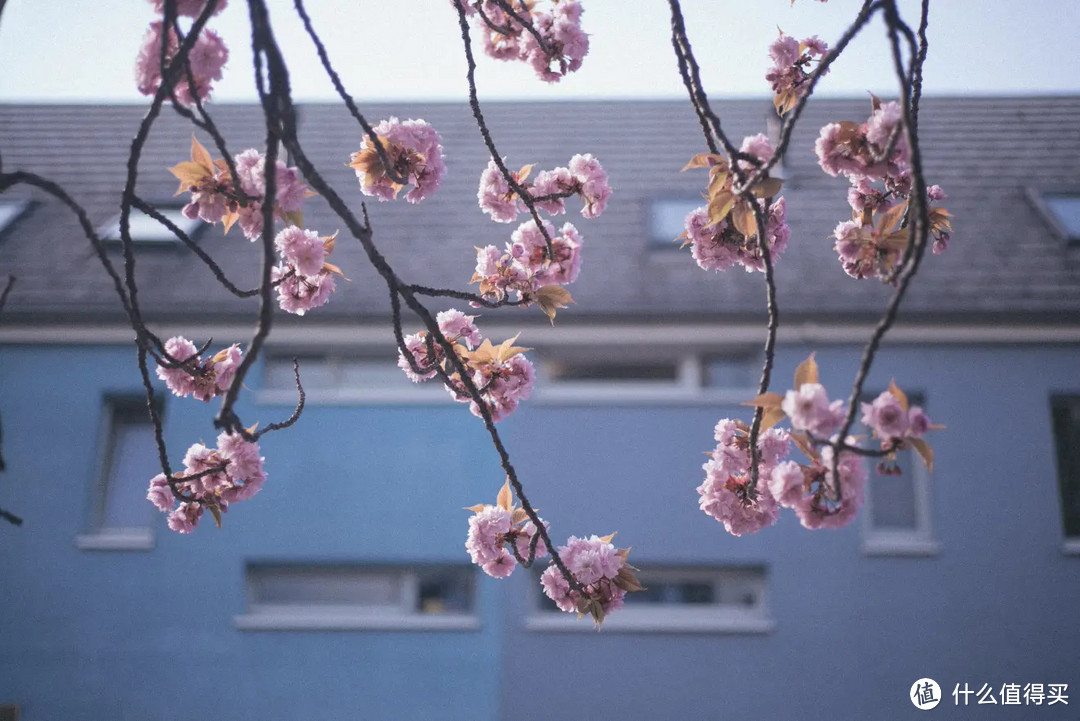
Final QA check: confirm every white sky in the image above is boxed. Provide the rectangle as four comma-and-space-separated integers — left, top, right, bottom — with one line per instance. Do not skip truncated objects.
0, 1, 1077, 103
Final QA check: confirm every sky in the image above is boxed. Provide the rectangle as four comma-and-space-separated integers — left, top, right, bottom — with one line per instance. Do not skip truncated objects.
0, 1, 1077, 104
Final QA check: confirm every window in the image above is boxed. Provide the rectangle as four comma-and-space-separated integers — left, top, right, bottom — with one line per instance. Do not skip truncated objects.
234, 564, 478, 631
527, 566, 773, 633
535, 349, 754, 405
862, 392, 939, 556
0, 199, 30, 235
648, 197, 702, 248
1050, 395, 1080, 552
1033, 191, 1080, 244
99, 205, 203, 245
259, 353, 447, 404
76, 398, 159, 551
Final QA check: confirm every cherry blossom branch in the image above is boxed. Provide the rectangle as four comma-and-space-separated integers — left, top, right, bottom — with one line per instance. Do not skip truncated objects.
130, 196, 263, 298
213, 0, 284, 440
254, 360, 306, 440
451, 0, 558, 258
242, 5, 582, 593
291, 0, 409, 187
741, 0, 880, 190
405, 284, 527, 308
667, 0, 736, 159
830, 0, 932, 498
666, 2, 780, 495
489, 0, 553, 55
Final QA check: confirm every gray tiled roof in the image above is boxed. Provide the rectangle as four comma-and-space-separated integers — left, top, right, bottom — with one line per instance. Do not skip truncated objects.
2, 97, 1079, 326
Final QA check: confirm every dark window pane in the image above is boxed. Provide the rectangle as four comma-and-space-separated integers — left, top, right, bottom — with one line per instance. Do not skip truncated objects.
1051, 396, 1080, 537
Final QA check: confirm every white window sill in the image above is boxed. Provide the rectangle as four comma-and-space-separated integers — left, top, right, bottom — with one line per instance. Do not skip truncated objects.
233, 612, 479, 632
75, 528, 154, 551
861, 534, 941, 557
535, 387, 758, 406
256, 389, 451, 406
1061, 539, 1080, 556
526, 610, 774, 634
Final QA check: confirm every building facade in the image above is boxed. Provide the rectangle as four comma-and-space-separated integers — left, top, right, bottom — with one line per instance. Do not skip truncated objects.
2, 98, 1079, 720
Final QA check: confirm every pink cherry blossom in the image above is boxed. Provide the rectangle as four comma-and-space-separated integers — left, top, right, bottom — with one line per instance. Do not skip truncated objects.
792, 442, 867, 530
436, 309, 482, 349
271, 264, 336, 316
478, 159, 523, 223
683, 197, 789, 274
147, 474, 174, 513
781, 382, 845, 437
350, 118, 445, 204
156, 335, 244, 402
135, 21, 228, 106
540, 534, 630, 623
860, 391, 909, 439
697, 419, 791, 536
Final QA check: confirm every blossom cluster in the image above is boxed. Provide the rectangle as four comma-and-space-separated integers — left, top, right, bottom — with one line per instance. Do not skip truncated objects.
147, 430, 266, 534
348, 117, 446, 204
171, 139, 309, 241
465, 481, 641, 626
766, 32, 828, 116
540, 534, 641, 625
679, 134, 790, 273
458, 0, 589, 83
399, 310, 535, 422
861, 384, 941, 475
156, 335, 242, 402
472, 152, 608, 318
478, 153, 611, 223
169, 137, 345, 315
465, 479, 548, 577
698, 419, 791, 536
815, 98, 953, 279
701, 355, 940, 535
272, 227, 345, 316
135, 0, 229, 106
472, 219, 582, 309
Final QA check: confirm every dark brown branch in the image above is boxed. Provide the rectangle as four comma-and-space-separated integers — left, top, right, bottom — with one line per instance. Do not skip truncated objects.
0, 274, 14, 314
255, 359, 306, 439
292, 0, 408, 186
830, 0, 933, 497
452, 0, 557, 259
131, 197, 262, 298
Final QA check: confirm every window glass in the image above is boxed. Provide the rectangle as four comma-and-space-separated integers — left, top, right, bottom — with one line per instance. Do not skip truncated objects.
649, 198, 702, 247
246, 564, 475, 616
1050, 395, 1080, 538
100, 207, 203, 244
1042, 194, 1080, 242
0, 200, 29, 233
97, 402, 157, 530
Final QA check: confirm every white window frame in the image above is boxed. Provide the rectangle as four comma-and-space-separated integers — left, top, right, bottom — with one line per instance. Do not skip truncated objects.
233, 565, 479, 632
526, 566, 774, 634
0, 199, 30, 234
75, 397, 157, 552
861, 392, 940, 557
647, 196, 704, 249
534, 348, 756, 406
98, 205, 202, 245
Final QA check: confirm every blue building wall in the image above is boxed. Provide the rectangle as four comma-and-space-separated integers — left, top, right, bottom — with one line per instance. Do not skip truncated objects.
2, 341, 1079, 720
